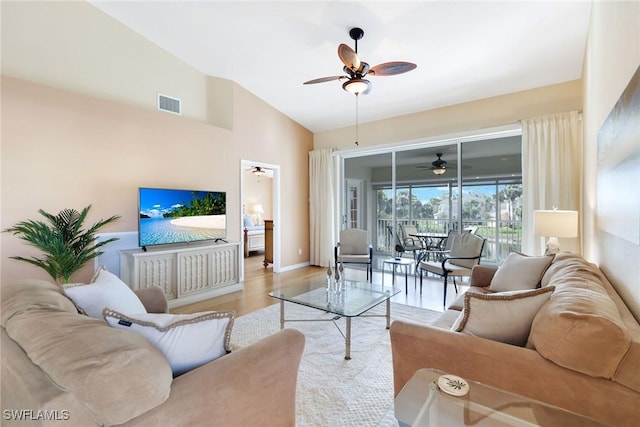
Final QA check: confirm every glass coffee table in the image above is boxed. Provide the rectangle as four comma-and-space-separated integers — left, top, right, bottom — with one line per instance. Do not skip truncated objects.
269, 278, 400, 360
380, 368, 611, 426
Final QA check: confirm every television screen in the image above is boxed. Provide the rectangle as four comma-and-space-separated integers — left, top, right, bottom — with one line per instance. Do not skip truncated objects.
138, 187, 226, 248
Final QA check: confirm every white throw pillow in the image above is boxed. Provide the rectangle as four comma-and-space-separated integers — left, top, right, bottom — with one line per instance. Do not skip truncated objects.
488, 252, 554, 292
103, 309, 235, 376
243, 215, 254, 228
451, 286, 555, 346
63, 267, 146, 319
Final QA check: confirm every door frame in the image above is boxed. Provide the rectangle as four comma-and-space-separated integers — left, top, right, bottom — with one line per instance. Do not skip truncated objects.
345, 178, 364, 229
240, 159, 281, 278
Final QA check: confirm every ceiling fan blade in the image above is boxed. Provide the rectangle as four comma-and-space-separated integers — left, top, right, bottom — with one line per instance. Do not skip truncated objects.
303, 76, 346, 85
338, 43, 361, 70
369, 61, 417, 76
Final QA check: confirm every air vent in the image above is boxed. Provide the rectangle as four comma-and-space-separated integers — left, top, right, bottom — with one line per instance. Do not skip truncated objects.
157, 93, 181, 115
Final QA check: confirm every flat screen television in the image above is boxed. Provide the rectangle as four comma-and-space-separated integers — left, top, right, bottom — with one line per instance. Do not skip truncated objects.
138, 187, 227, 249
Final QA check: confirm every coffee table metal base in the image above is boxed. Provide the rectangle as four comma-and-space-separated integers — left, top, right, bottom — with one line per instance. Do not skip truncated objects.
278, 298, 392, 360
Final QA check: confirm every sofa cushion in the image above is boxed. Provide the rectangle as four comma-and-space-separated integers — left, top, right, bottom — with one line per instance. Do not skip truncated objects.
448, 286, 492, 311
1, 279, 77, 327
452, 287, 555, 346
529, 284, 631, 379
63, 267, 146, 319
2, 279, 172, 426
489, 252, 554, 292
103, 309, 235, 376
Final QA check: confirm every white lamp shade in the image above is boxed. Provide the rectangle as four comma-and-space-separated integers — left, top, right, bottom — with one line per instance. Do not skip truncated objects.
533, 210, 578, 238
253, 204, 264, 214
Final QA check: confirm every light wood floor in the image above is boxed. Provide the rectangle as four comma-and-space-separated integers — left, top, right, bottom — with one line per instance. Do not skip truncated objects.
171, 252, 470, 316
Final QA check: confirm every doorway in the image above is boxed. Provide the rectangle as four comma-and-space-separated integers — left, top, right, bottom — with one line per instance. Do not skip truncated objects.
240, 160, 280, 280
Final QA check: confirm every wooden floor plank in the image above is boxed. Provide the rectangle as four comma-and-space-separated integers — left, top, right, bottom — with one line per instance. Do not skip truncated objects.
171, 253, 469, 316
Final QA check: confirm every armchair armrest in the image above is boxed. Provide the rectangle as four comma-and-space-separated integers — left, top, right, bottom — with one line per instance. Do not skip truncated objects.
390, 320, 634, 425
134, 286, 169, 313
441, 254, 482, 271
126, 329, 305, 427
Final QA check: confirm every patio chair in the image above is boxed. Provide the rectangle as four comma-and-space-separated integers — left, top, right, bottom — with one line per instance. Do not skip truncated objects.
399, 224, 425, 263
418, 232, 486, 306
335, 228, 373, 282
421, 229, 456, 262
386, 225, 404, 258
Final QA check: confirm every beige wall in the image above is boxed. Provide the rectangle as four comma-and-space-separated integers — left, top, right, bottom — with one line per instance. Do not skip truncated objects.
314, 80, 582, 149
583, 1, 640, 318
0, 75, 312, 283
0, 1, 233, 129
0, 1, 312, 283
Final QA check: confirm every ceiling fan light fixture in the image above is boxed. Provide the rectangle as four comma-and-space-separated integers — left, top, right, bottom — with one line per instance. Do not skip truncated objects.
252, 167, 265, 177
432, 167, 447, 175
342, 78, 371, 95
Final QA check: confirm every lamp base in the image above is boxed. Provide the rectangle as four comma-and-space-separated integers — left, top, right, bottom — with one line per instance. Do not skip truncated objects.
544, 237, 561, 256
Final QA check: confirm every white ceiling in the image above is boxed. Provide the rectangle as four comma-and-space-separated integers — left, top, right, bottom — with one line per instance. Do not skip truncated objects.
89, 1, 592, 134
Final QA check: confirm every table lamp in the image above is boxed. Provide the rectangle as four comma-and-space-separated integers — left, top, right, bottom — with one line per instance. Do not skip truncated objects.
533, 208, 578, 255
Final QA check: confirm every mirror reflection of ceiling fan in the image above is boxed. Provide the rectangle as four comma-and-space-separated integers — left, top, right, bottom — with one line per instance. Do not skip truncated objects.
303, 27, 417, 96
416, 153, 471, 176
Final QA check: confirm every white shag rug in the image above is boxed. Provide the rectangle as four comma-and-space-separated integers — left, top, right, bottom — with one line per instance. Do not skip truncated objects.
231, 301, 440, 426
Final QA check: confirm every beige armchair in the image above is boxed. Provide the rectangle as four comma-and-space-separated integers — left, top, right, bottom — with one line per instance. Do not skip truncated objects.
335, 228, 373, 282
418, 232, 486, 306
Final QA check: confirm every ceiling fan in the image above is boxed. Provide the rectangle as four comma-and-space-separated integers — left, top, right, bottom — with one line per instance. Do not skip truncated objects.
247, 166, 272, 181
416, 153, 471, 176
303, 27, 417, 96
249, 166, 268, 175
429, 153, 448, 175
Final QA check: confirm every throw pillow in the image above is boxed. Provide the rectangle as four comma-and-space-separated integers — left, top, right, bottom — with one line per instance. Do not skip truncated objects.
62, 267, 146, 319
488, 252, 554, 292
451, 286, 555, 346
243, 215, 254, 228
103, 309, 235, 376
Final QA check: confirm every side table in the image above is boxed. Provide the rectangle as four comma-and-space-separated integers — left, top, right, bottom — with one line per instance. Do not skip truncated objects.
381, 368, 611, 426
382, 258, 414, 293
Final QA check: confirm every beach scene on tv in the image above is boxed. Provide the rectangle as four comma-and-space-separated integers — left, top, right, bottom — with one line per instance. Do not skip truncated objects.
139, 188, 226, 247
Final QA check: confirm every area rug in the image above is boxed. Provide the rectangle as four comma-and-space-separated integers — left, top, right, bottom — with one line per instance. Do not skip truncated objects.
231, 301, 440, 426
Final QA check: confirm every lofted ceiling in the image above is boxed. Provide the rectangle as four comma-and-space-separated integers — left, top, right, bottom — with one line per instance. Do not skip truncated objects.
89, 1, 592, 134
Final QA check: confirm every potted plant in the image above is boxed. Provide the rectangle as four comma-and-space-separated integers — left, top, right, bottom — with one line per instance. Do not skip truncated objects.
4, 205, 120, 284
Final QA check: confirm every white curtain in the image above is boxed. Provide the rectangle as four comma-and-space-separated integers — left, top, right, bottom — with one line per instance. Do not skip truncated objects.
309, 149, 336, 266
521, 111, 582, 255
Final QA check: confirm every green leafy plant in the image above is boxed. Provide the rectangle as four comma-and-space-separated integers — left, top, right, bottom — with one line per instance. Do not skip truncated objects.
4, 205, 120, 284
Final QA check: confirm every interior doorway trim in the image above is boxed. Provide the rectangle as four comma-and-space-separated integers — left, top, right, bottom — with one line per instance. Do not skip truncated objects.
240, 159, 281, 279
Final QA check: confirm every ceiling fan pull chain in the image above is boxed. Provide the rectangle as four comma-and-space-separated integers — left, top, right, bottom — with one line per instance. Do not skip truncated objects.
355, 94, 359, 146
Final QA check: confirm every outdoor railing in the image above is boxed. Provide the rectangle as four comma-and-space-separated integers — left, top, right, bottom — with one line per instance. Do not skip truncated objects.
376, 218, 522, 265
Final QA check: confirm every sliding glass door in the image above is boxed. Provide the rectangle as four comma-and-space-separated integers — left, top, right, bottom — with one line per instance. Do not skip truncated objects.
340, 132, 522, 266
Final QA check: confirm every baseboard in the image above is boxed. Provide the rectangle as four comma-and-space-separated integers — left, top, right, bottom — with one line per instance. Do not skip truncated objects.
279, 261, 311, 272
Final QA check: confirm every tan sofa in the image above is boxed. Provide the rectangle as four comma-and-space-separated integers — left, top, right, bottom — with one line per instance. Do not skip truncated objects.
1, 279, 305, 426
391, 252, 640, 427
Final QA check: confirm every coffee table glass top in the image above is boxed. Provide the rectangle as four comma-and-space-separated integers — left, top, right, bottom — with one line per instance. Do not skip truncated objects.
269, 278, 400, 317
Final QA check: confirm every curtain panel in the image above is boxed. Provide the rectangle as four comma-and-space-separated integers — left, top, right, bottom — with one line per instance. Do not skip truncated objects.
521, 111, 582, 256
309, 149, 336, 266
